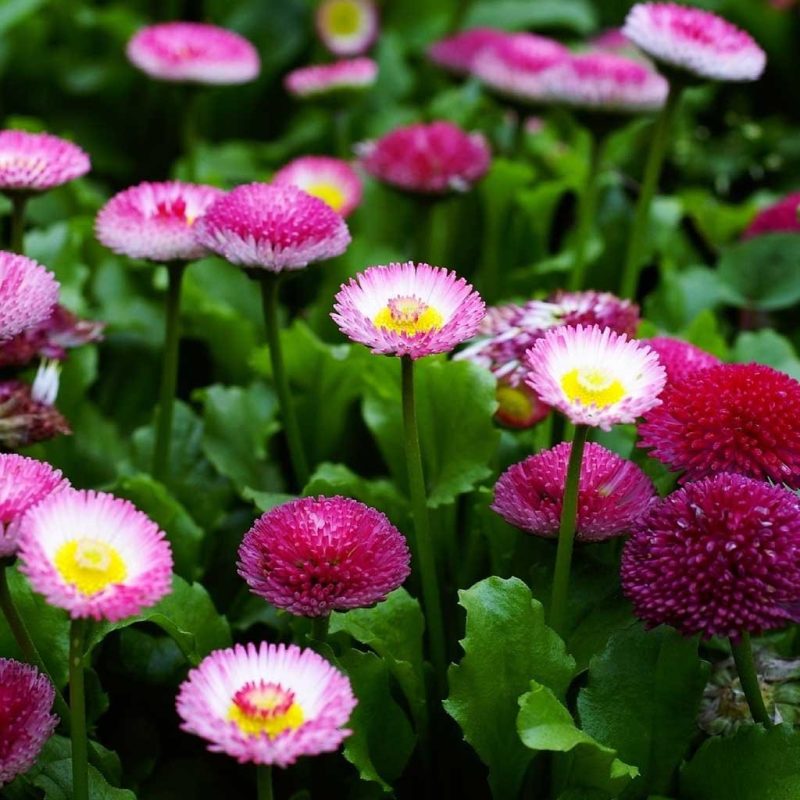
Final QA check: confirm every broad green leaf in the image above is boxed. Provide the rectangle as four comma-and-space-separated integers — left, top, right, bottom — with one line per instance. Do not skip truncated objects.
465, 0, 597, 33
32, 760, 136, 800
732, 330, 800, 380
444, 577, 575, 799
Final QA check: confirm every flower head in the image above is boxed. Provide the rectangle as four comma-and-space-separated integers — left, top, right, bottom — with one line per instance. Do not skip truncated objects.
524, 325, 665, 430
743, 192, 800, 238
428, 28, 509, 75
358, 121, 491, 195
332, 262, 485, 359
0, 659, 58, 788
316, 0, 379, 57
0, 252, 60, 342
95, 181, 224, 263
639, 363, 800, 487
284, 57, 377, 99
0, 379, 70, 449
623, 3, 766, 82
272, 156, 362, 217
621, 474, 800, 639
495, 380, 551, 429
238, 496, 410, 616
493, 442, 655, 541
193, 183, 350, 272
0, 130, 90, 193
126, 22, 260, 84
176, 642, 356, 767
644, 336, 720, 386
17, 489, 173, 621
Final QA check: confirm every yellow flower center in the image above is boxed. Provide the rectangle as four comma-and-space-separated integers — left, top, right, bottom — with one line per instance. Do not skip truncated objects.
305, 181, 346, 212
323, 0, 362, 36
228, 681, 304, 738
374, 296, 444, 335
54, 538, 127, 595
560, 367, 625, 408
496, 384, 533, 423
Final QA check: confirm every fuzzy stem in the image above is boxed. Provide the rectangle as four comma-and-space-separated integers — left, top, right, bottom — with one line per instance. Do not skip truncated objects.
310, 614, 330, 645
730, 632, 771, 726
9, 194, 28, 254
256, 764, 273, 800
69, 618, 89, 800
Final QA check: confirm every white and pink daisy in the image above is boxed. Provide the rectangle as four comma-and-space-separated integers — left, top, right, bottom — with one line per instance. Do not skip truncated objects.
126, 22, 260, 85
623, 3, 766, 82
428, 28, 509, 75
95, 181, 224, 262
315, 0, 379, 57
193, 183, 351, 272
284, 57, 377, 99
17, 489, 173, 621
332, 262, 485, 359
176, 642, 356, 767
0, 252, 60, 342
271, 156, 362, 217
0, 130, 90, 193
524, 324, 665, 430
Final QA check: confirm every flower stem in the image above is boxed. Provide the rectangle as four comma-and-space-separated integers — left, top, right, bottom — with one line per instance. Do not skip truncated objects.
256, 764, 273, 800
730, 632, 772, 726
9, 194, 28, 254
152, 262, 187, 483
401, 356, 447, 690
619, 81, 683, 300
310, 614, 330, 645
549, 424, 588, 636
259, 275, 309, 489
69, 618, 89, 800
334, 110, 351, 159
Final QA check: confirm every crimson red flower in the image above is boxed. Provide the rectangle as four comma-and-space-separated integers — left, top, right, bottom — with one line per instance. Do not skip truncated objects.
0, 380, 70, 449
742, 192, 800, 238
639, 363, 800, 487
644, 337, 719, 386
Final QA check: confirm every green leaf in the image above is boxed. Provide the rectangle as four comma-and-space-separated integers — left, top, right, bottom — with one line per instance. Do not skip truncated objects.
465, 0, 597, 33
32, 760, 136, 800
680, 724, 800, 800
444, 577, 575, 799
577, 625, 709, 799
732, 330, 800, 380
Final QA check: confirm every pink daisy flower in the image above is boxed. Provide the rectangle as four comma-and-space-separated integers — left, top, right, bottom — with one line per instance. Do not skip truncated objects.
0, 252, 60, 342
623, 3, 766, 82
0, 130, 90, 193
0, 378, 70, 449
644, 336, 720, 386
428, 28, 509, 75
284, 57, 377, 99
17, 489, 173, 621
622, 474, 800, 640
95, 181, 224, 263
126, 22, 260, 85
493, 442, 655, 541
193, 183, 351, 272
0, 455, 68, 559
525, 324, 665, 430
743, 192, 800, 238
315, 0, 379, 57
358, 121, 491, 194
272, 156, 362, 217
332, 262, 485, 359
238, 495, 410, 617
0, 659, 58, 788
176, 642, 356, 767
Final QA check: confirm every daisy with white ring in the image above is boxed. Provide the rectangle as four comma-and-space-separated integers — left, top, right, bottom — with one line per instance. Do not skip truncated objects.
315, 0, 379, 57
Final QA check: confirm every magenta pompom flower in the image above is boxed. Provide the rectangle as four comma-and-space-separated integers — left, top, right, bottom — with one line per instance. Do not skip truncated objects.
316, 0, 379, 57
525, 325, 665, 430
126, 22, 260, 85
0, 659, 58, 788
621, 474, 800, 639
428, 28, 509, 75
0, 252, 60, 343
284, 57, 377, 99
193, 183, 351, 272
176, 642, 356, 767
358, 121, 491, 195
238, 496, 410, 617
493, 442, 655, 541
639, 363, 800, 487
332, 262, 485, 359
272, 156, 362, 217
623, 3, 766, 82
644, 336, 720, 386
0, 455, 68, 559
0, 378, 70, 449
743, 192, 800, 238
0, 130, 90, 193
17, 489, 173, 621
95, 181, 224, 263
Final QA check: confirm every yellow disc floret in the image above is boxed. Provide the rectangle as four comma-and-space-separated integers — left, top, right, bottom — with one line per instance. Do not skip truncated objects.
54, 538, 127, 595
323, 0, 362, 36
229, 681, 305, 738
305, 181, 346, 213
560, 367, 625, 408
374, 295, 444, 335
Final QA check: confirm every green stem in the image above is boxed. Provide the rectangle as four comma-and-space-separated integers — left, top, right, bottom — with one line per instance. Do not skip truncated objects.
9, 194, 28, 254
182, 88, 201, 181
549, 425, 589, 636
619, 82, 683, 300
401, 356, 447, 691
259, 275, 309, 489
152, 262, 186, 482
334, 111, 351, 159
731, 632, 771, 726
256, 764, 273, 800
69, 619, 89, 800
568, 134, 607, 292
310, 614, 329, 644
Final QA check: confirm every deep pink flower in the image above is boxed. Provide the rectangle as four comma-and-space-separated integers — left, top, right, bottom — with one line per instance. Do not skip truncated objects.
272, 156, 362, 217
0, 252, 60, 342
0, 130, 90, 193
284, 57, 377, 98
639, 363, 800, 487
126, 22, 260, 85
428, 28, 509, 75
358, 121, 491, 194
238, 495, 410, 617
315, 0, 379, 57
622, 474, 800, 639
0, 379, 70, 449
644, 336, 720, 386
742, 192, 800, 238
